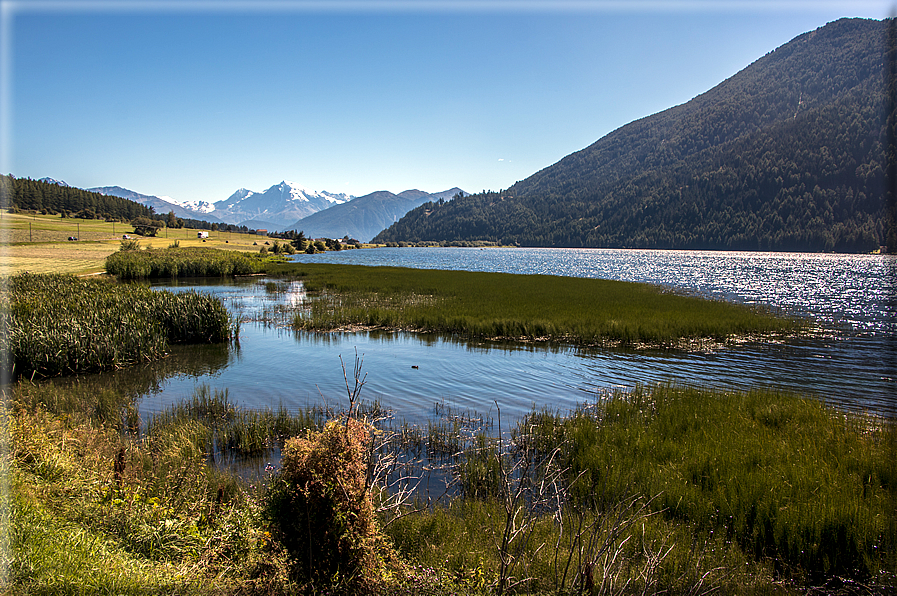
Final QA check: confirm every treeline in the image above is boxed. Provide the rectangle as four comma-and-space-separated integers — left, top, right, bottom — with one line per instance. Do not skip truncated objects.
0, 174, 265, 235
374, 18, 896, 253
1, 174, 154, 221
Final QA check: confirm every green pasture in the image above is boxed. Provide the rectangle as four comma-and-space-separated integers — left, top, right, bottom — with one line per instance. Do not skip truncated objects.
0, 209, 266, 275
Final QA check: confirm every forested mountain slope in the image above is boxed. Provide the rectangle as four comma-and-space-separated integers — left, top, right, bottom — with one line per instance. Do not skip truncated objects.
1, 175, 154, 222
375, 18, 896, 253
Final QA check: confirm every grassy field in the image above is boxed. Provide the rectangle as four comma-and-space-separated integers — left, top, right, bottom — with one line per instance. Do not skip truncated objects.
0, 209, 268, 275
271, 262, 802, 346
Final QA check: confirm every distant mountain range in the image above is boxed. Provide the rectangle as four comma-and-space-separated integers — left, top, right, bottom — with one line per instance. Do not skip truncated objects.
375, 18, 896, 253
88, 181, 351, 230
288, 187, 464, 242
85, 180, 464, 240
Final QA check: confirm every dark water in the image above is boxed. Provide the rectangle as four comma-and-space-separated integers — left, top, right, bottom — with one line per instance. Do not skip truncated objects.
50, 248, 896, 422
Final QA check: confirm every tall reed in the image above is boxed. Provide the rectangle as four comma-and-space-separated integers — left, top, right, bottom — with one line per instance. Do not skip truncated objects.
3, 273, 235, 379
105, 246, 263, 279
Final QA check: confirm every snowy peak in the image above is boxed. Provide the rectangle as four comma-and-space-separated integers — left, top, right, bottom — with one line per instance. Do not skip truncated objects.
209, 181, 354, 226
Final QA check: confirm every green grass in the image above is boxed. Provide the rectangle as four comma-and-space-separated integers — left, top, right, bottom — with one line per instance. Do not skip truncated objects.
269, 263, 802, 345
105, 246, 268, 279
3, 272, 236, 379
6, 377, 894, 594
146, 385, 321, 455
386, 385, 896, 592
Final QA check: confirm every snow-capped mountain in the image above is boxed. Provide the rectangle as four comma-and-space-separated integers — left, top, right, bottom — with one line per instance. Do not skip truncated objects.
88, 186, 201, 219
39, 177, 69, 186
160, 195, 215, 214
207, 181, 353, 227
89, 181, 355, 229
85, 180, 462, 235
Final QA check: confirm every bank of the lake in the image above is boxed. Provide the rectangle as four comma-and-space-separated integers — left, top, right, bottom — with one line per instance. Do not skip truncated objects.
8, 377, 896, 594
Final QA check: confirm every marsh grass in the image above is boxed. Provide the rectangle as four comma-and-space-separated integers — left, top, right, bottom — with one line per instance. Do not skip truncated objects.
3, 273, 235, 379
280, 263, 801, 345
6, 373, 894, 594
451, 385, 895, 585
146, 386, 321, 455
105, 246, 265, 279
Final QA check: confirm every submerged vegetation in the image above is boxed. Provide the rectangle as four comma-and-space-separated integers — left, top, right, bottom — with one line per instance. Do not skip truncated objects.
6, 379, 895, 594
275, 263, 801, 346
2, 272, 235, 380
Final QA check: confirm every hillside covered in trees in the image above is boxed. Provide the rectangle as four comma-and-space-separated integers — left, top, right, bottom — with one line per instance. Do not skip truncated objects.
0, 175, 258, 234
1, 175, 155, 222
375, 18, 897, 253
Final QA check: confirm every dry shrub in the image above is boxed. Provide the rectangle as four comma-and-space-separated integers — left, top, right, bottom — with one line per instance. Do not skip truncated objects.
263, 417, 400, 593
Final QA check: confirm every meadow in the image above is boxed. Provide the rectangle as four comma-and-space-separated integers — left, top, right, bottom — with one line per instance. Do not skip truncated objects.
0, 209, 269, 275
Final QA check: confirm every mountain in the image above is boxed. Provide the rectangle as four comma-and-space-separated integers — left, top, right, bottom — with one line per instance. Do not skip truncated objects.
287, 187, 464, 242
374, 18, 896, 253
89, 181, 354, 229
88, 186, 206, 220
38, 177, 69, 187
207, 181, 353, 228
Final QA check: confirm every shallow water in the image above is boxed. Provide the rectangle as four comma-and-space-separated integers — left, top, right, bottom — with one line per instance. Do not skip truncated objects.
113, 247, 897, 422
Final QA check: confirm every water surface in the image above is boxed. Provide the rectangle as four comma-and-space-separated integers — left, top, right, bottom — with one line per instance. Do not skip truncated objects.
122, 248, 897, 421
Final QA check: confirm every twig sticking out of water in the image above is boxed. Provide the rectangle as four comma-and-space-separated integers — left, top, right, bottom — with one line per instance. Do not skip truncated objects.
340, 348, 367, 422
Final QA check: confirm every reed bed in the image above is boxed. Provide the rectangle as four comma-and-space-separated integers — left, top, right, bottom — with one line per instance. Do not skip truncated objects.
3, 273, 235, 379
432, 384, 896, 587
105, 246, 264, 279
281, 263, 801, 345
146, 386, 321, 455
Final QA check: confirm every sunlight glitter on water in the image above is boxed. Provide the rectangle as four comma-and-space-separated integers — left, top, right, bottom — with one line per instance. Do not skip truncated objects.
142, 248, 897, 419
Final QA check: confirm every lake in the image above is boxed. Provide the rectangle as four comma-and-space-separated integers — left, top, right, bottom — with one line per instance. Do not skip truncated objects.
102, 247, 896, 424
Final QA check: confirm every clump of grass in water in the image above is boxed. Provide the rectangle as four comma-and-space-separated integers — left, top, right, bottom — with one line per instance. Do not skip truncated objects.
3, 273, 236, 380
146, 386, 321, 455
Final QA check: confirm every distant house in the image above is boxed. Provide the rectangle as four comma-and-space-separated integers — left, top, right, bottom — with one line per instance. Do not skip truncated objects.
256, 229, 268, 236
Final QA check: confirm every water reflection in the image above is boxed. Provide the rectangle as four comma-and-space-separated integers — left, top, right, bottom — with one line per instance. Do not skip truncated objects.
38, 342, 233, 400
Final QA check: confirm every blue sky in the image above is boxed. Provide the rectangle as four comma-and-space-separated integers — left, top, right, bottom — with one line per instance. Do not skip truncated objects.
2, 1, 894, 204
